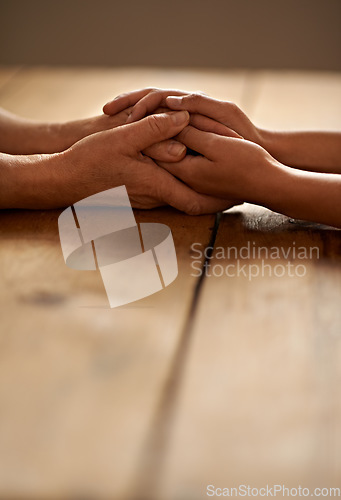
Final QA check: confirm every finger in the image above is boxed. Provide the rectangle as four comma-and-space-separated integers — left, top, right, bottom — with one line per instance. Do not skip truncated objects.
190, 113, 242, 139
93, 106, 133, 130
175, 125, 223, 158
158, 168, 236, 215
122, 111, 189, 153
103, 88, 155, 115
166, 94, 228, 124
126, 89, 186, 124
143, 140, 186, 162
126, 93, 165, 123
103, 88, 187, 116
157, 155, 210, 185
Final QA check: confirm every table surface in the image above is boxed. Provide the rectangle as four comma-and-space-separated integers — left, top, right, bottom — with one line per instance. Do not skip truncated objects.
0, 66, 340, 500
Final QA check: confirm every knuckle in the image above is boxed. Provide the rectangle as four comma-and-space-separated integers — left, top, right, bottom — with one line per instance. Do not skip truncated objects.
227, 101, 240, 115
186, 92, 203, 105
147, 114, 164, 135
144, 87, 159, 99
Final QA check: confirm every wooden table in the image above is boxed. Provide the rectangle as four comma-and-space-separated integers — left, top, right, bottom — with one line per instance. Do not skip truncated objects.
0, 67, 340, 499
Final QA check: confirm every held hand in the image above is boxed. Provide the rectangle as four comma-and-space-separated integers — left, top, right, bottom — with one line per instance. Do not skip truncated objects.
46, 107, 188, 160
60, 107, 197, 162
103, 88, 259, 141
103, 88, 243, 140
54, 112, 239, 214
165, 93, 263, 144
2, 105, 188, 160
103, 88, 186, 119
158, 126, 341, 229
103, 88, 341, 176
157, 126, 280, 204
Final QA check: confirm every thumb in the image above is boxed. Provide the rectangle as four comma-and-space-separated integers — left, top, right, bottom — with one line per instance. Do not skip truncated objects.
122, 111, 189, 152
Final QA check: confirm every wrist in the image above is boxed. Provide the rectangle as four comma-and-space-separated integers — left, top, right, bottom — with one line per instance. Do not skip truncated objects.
256, 128, 280, 157
35, 122, 69, 153
246, 153, 306, 221
243, 148, 291, 210
16, 119, 99, 154
1, 151, 72, 209
39, 120, 93, 153
55, 115, 121, 152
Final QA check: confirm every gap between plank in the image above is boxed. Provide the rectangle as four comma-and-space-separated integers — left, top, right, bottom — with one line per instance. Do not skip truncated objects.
128, 212, 222, 500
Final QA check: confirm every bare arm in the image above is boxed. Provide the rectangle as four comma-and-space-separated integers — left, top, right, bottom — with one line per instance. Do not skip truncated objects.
0, 111, 240, 215
157, 127, 341, 229
260, 129, 341, 174
0, 106, 132, 154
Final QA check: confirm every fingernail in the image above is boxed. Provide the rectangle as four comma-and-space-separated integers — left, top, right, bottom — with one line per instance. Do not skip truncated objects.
171, 110, 189, 125
126, 113, 133, 123
167, 141, 186, 156
167, 96, 183, 107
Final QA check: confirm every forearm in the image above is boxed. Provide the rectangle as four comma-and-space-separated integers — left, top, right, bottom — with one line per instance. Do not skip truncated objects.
0, 151, 71, 209
253, 158, 341, 228
0, 108, 69, 154
0, 108, 127, 155
260, 129, 341, 174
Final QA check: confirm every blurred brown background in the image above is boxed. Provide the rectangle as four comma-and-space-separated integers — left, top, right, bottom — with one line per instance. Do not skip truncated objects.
0, 0, 340, 70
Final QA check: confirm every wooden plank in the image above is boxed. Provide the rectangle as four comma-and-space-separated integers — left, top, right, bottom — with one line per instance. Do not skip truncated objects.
0, 67, 245, 498
158, 73, 341, 499
0, 207, 216, 498
158, 207, 341, 499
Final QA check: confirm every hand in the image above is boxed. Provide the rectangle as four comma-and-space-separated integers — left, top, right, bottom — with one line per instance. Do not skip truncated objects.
0, 105, 188, 161
157, 125, 280, 205
103, 88, 243, 140
103, 88, 187, 120
64, 112, 240, 213
57, 107, 189, 157
103, 88, 258, 140
158, 125, 341, 228
3, 111, 239, 214
104, 88, 341, 175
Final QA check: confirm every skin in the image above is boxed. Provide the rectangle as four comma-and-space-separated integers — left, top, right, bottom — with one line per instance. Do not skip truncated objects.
104, 88, 341, 228
159, 126, 341, 228
0, 108, 238, 213
104, 88, 341, 173
0, 105, 186, 157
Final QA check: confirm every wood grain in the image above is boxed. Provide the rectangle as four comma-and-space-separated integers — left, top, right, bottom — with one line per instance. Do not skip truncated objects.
0, 67, 244, 498
157, 73, 341, 500
0, 207, 216, 498
0, 67, 340, 499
